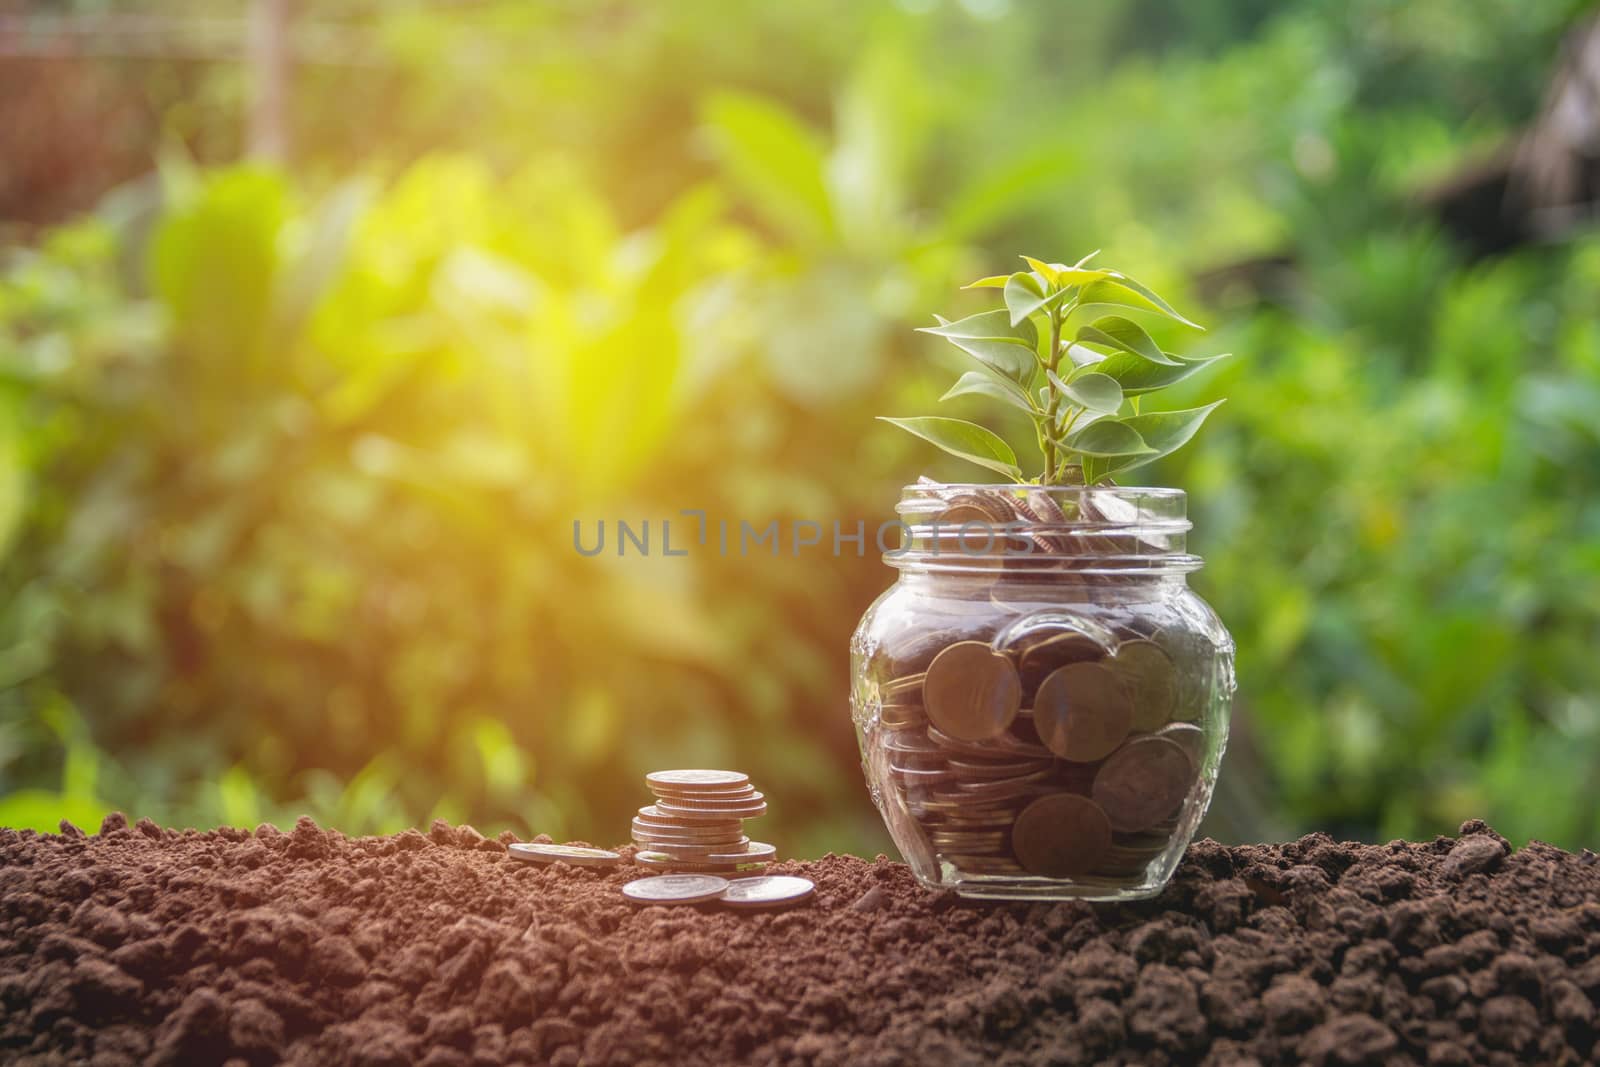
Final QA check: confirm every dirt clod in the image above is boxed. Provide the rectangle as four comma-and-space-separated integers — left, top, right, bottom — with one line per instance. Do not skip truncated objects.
0, 817, 1597, 1064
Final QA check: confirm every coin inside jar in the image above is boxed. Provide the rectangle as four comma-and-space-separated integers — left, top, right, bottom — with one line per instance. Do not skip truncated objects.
1032, 661, 1133, 762
1108, 639, 1178, 732
1153, 721, 1206, 767
923, 641, 1022, 742
1091, 735, 1196, 833
1010, 793, 1113, 877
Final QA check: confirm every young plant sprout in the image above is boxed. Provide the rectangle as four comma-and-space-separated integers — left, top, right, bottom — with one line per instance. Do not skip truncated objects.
881, 253, 1229, 485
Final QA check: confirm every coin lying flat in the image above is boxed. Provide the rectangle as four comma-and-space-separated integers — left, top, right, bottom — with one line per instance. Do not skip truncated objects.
631, 835, 751, 857
923, 641, 1022, 742
1010, 793, 1113, 877
1108, 640, 1178, 732
718, 875, 816, 910
622, 874, 731, 905
508, 844, 622, 868
704, 841, 777, 863
1033, 662, 1132, 762
656, 799, 768, 819
1091, 735, 1195, 833
632, 852, 768, 873
649, 803, 767, 822
646, 769, 751, 792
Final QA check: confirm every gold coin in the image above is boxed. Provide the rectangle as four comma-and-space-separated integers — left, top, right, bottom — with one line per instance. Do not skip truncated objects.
1033, 662, 1132, 762
923, 642, 1021, 743
1091, 735, 1195, 833
1108, 640, 1178, 732
1010, 793, 1113, 878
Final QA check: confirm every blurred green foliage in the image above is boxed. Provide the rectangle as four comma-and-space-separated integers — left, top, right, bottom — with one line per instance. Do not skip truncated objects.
1, 0, 1597, 850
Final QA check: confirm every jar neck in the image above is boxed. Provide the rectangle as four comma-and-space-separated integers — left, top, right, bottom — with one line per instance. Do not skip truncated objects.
894, 568, 1190, 603
886, 482, 1202, 579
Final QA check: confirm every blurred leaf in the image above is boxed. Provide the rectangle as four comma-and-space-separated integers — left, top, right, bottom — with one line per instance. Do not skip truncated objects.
878, 416, 1021, 480
702, 92, 834, 245
150, 167, 288, 365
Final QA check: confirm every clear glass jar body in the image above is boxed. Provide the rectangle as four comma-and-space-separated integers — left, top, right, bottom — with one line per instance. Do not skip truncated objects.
850, 484, 1235, 901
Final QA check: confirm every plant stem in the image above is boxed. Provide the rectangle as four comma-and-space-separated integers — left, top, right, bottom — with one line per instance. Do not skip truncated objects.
1041, 307, 1063, 484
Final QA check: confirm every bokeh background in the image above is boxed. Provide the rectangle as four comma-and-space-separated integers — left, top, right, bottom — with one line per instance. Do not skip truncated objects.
3, 0, 1599, 857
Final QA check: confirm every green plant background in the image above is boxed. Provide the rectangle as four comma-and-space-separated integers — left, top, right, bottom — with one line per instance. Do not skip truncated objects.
2, 0, 1597, 855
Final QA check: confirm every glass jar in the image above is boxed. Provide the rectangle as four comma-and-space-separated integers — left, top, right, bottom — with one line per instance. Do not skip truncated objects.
850, 483, 1235, 901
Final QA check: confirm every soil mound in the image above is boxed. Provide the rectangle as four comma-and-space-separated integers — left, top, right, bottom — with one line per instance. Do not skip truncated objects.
1, 816, 1596, 1065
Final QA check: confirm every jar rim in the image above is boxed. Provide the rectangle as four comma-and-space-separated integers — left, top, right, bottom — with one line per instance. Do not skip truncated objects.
888, 481, 1200, 575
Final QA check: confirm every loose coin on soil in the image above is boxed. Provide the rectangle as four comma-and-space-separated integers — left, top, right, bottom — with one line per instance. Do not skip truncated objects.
719, 875, 817, 910
1010, 793, 1114, 878
1033, 662, 1132, 762
645, 769, 751, 791
621, 874, 731, 905
923, 641, 1022, 743
1108, 640, 1178, 732
1091, 735, 1195, 833
508, 843, 622, 868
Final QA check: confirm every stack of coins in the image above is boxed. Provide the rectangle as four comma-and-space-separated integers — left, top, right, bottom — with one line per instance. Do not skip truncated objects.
630, 770, 777, 872
863, 486, 1209, 883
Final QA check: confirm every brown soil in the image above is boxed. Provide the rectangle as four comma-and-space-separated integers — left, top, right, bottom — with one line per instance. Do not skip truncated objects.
0, 815, 1597, 1066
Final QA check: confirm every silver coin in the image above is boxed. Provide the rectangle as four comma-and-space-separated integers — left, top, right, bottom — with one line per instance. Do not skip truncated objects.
621, 873, 731, 905
645, 769, 750, 790
507, 843, 621, 867
718, 875, 817, 910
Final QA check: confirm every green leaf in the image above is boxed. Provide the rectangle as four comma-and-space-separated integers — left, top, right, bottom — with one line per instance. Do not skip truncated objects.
878, 417, 1023, 480
1076, 316, 1180, 365
1059, 419, 1155, 458
702, 92, 834, 245
1095, 350, 1230, 395
1086, 401, 1225, 482
1064, 343, 1107, 369
1078, 273, 1201, 330
1061, 371, 1123, 413
1021, 255, 1058, 286
941, 370, 1037, 414
1003, 271, 1052, 326
962, 275, 1012, 289
919, 309, 1038, 381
